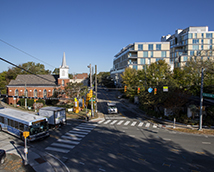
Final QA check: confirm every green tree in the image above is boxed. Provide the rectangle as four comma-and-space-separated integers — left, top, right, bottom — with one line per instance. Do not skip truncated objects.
65, 82, 88, 99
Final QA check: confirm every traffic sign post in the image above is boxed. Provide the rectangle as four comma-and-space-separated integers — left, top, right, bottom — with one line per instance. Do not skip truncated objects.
23, 131, 29, 165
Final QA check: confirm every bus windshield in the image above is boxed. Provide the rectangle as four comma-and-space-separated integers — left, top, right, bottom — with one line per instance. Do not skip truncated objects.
29, 120, 48, 135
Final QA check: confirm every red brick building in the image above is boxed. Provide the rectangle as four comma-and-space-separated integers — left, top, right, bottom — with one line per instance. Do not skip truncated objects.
7, 53, 71, 105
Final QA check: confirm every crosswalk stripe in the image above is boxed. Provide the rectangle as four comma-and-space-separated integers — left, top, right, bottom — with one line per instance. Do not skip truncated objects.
131, 121, 137, 126
103, 120, 111, 124
124, 121, 130, 126
69, 130, 88, 135
76, 126, 95, 130
57, 139, 80, 145
65, 132, 85, 138
98, 120, 105, 124
153, 124, 157, 128
138, 122, 143, 127
79, 124, 97, 128
62, 135, 82, 141
117, 120, 124, 125
73, 128, 91, 132
110, 120, 118, 125
145, 123, 150, 128
51, 143, 75, 149
158, 124, 162, 128
45, 147, 70, 153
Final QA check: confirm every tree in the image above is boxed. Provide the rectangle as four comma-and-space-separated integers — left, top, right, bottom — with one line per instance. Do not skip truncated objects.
65, 82, 88, 99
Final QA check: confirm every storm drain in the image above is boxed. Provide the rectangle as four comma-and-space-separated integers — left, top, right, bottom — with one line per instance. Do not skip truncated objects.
35, 158, 46, 164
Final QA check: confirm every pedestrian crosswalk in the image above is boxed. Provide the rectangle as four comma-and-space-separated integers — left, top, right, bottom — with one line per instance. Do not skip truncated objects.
45, 123, 97, 153
98, 119, 162, 129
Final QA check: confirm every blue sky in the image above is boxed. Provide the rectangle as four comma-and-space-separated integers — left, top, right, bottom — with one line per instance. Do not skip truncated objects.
1, 0, 214, 74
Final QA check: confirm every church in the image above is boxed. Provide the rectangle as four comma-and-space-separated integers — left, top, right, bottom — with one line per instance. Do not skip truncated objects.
7, 53, 87, 105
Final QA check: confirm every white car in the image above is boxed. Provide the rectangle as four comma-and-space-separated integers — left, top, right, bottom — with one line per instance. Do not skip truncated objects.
107, 103, 118, 114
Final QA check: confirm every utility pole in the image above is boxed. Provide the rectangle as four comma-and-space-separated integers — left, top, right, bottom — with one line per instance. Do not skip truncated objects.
199, 67, 205, 131
95, 65, 97, 113
25, 82, 27, 109
88, 64, 94, 117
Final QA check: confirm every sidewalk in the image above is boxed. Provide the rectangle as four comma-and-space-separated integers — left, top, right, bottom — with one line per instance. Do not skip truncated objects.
0, 139, 55, 172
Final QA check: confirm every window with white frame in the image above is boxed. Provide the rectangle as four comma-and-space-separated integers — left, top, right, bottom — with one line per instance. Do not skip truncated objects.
143, 51, 148, 57
161, 51, 166, 57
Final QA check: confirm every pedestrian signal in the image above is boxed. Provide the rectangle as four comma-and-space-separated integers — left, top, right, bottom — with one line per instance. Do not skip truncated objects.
137, 87, 140, 94
154, 88, 157, 95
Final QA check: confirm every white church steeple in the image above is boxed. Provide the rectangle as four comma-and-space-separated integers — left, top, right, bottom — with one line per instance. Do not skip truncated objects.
59, 52, 69, 79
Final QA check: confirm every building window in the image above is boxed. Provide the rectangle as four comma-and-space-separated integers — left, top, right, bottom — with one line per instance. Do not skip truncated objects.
183, 56, 188, 61
150, 51, 153, 57
201, 33, 204, 38
15, 89, 18, 96
210, 45, 212, 49
201, 56, 203, 60
43, 89, 47, 98
34, 89, 37, 97
161, 51, 166, 57
148, 58, 151, 65
156, 58, 163, 62
62, 80, 64, 86
140, 59, 145, 64
210, 39, 213, 44
148, 44, 153, 50
201, 39, 203, 44
188, 33, 193, 38
156, 44, 161, 50
201, 45, 203, 50
138, 44, 143, 50
143, 51, 148, 57
208, 56, 210, 60
192, 39, 199, 44
192, 45, 199, 50
206, 33, 212, 38
194, 33, 197, 38
133, 65, 138, 70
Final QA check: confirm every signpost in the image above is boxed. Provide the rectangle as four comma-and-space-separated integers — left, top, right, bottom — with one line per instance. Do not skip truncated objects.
23, 131, 29, 165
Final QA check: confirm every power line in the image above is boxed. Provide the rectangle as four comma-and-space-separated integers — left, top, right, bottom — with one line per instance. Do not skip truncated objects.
0, 38, 56, 69
0, 56, 56, 83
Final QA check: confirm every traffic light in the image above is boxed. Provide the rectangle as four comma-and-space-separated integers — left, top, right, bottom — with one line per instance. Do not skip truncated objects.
154, 88, 157, 95
124, 86, 127, 92
137, 87, 140, 94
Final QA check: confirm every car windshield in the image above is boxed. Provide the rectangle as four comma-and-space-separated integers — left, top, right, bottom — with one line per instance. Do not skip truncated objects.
109, 106, 116, 109
29, 120, 48, 135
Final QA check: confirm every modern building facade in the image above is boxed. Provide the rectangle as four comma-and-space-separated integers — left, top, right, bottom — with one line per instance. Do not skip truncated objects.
111, 42, 170, 86
161, 26, 214, 69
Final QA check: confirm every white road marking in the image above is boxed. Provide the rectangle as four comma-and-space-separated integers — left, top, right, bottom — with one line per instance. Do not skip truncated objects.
202, 142, 211, 144
103, 120, 111, 124
124, 121, 130, 126
45, 147, 70, 153
163, 138, 171, 141
61, 135, 82, 141
65, 132, 85, 137
117, 120, 124, 125
57, 139, 80, 145
145, 123, 150, 128
98, 120, 105, 124
51, 143, 75, 149
138, 122, 143, 127
158, 124, 162, 128
73, 128, 91, 132
110, 120, 118, 125
69, 130, 88, 135
131, 121, 137, 126
153, 124, 157, 128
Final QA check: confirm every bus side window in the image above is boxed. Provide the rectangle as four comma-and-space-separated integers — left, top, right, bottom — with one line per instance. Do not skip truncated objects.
19, 123, 24, 131
0, 116, 4, 123
15, 121, 19, 129
24, 125, 29, 131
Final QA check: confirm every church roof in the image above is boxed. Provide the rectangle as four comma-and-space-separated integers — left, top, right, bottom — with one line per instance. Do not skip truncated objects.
7, 74, 58, 87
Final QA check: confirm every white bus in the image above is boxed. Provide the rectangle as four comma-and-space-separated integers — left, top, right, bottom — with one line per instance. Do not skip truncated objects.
0, 108, 49, 141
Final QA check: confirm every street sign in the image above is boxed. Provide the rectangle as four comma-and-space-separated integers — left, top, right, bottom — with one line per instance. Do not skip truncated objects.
203, 93, 214, 98
148, 87, 153, 93
23, 131, 29, 138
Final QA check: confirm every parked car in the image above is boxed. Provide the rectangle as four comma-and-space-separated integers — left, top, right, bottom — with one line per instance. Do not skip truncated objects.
0, 149, 6, 164
107, 103, 118, 114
